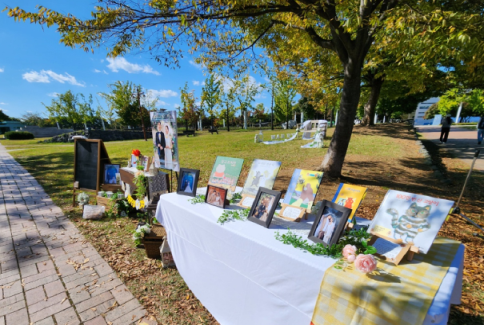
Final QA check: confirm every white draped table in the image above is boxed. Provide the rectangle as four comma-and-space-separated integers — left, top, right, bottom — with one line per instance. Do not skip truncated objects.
155, 191, 464, 325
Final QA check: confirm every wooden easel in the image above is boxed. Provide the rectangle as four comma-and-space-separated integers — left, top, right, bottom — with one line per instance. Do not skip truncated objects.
368, 232, 419, 265
238, 194, 256, 209
72, 139, 111, 207
278, 203, 307, 222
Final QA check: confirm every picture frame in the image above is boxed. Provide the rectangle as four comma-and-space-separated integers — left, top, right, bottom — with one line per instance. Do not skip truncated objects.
142, 156, 151, 172
131, 154, 138, 168
205, 185, 227, 209
177, 168, 200, 197
247, 187, 281, 228
308, 200, 352, 246
103, 164, 120, 185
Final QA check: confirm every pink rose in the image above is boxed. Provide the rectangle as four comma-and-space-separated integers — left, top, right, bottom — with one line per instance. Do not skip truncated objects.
347, 254, 356, 263
342, 245, 357, 259
354, 254, 377, 273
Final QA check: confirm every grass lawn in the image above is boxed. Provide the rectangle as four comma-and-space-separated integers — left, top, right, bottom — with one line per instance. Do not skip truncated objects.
1, 125, 483, 324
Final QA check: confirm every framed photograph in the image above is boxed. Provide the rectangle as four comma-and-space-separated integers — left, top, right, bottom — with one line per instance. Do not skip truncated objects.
104, 164, 120, 185
151, 111, 180, 172
205, 185, 227, 209
247, 188, 281, 228
142, 156, 151, 172
309, 200, 351, 246
131, 154, 138, 168
177, 168, 200, 197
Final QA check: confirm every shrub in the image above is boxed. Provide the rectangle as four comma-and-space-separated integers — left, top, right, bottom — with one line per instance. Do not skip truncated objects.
4, 131, 34, 140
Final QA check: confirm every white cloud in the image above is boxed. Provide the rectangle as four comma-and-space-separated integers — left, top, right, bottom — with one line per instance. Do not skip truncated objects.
94, 69, 108, 74
22, 71, 50, 83
27, 111, 33, 113
193, 80, 200, 86
22, 70, 85, 87
0, 68, 4, 73
0, 102, 7, 105
158, 101, 169, 106
174, 104, 180, 108
106, 57, 160, 75
48, 92, 60, 97
1, 109, 8, 112
148, 89, 178, 98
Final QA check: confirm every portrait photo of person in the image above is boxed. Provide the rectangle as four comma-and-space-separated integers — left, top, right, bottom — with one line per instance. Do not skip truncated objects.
205, 185, 227, 208
104, 164, 120, 185
309, 200, 351, 246
154, 121, 166, 164
248, 188, 281, 228
251, 193, 276, 222
177, 168, 199, 197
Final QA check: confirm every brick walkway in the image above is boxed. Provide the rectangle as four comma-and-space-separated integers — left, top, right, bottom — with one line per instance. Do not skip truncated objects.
0, 146, 149, 324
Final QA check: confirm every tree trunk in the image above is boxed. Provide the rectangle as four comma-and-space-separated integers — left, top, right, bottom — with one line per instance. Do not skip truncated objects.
226, 106, 230, 132
185, 119, 188, 131
243, 110, 248, 129
361, 74, 384, 126
320, 72, 361, 178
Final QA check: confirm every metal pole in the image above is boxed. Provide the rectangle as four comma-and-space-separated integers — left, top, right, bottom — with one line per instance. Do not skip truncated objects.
455, 149, 480, 209
137, 88, 147, 141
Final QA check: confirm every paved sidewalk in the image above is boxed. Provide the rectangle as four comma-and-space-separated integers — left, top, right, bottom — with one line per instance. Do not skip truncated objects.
417, 126, 483, 172
0, 145, 149, 324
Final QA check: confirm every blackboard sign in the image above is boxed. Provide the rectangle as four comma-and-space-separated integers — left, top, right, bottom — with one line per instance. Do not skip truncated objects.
74, 139, 110, 192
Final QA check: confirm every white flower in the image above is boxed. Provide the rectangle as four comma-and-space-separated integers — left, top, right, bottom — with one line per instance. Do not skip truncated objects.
135, 199, 141, 210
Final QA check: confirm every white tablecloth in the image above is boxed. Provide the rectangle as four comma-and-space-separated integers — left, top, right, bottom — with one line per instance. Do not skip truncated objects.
155, 191, 463, 325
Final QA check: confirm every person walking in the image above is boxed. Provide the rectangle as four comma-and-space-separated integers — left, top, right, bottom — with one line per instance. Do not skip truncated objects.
478, 115, 484, 145
440, 114, 452, 144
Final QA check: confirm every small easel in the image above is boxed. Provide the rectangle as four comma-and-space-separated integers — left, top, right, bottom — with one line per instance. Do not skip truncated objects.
368, 232, 419, 265
238, 194, 256, 209
278, 203, 308, 222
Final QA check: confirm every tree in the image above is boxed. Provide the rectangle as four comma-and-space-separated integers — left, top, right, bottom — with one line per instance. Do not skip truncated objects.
219, 81, 237, 132
234, 75, 262, 130
274, 77, 297, 128
179, 83, 200, 131
7, 1, 481, 176
99, 81, 152, 128
201, 74, 221, 129
0, 109, 13, 122
42, 90, 96, 129
21, 112, 44, 126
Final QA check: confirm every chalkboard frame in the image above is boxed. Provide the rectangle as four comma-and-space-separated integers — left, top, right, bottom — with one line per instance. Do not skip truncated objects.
73, 139, 111, 192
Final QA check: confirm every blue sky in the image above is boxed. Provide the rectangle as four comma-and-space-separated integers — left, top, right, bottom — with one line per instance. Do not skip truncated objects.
0, 1, 272, 119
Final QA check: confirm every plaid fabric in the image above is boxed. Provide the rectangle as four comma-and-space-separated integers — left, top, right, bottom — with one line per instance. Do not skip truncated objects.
311, 237, 462, 325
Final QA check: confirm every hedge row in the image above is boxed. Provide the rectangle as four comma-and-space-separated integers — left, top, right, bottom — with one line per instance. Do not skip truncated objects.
4, 131, 35, 140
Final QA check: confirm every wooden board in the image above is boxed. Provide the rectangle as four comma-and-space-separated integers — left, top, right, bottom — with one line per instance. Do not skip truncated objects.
74, 139, 110, 192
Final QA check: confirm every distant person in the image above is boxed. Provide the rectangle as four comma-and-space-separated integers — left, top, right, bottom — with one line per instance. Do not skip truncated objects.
478, 115, 484, 145
440, 114, 452, 144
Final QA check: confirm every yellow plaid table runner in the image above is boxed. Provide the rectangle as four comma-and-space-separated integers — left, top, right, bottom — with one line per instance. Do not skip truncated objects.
311, 237, 462, 325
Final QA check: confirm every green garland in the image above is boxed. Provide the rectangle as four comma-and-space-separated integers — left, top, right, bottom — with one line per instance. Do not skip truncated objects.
275, 228, 376, 258
229, 192, 242, 203
217, 209, 250, 225
189, 195, 206, 204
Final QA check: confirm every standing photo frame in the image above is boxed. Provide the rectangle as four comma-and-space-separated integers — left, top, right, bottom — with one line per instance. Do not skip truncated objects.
248, 188, 281, 228
205, 185, 228, 209
309, 200, 352, 246
104, 164, 120, 185
177, 168, 200, 197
